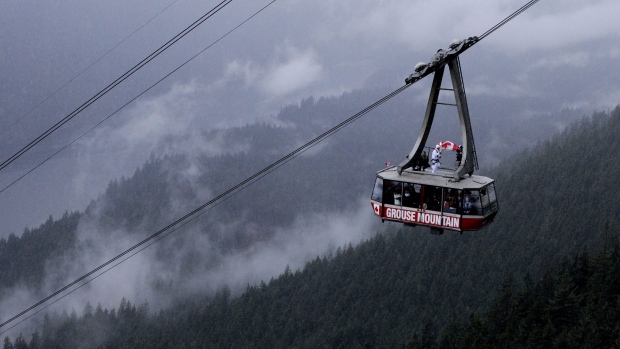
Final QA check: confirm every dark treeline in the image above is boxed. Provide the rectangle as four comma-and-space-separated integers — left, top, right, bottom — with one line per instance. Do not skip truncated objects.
426, 244, 620, 349
4, 235, 620, 349
0, 212, 80, 295
0, 90, 389, 299
5, 231, 436, 348
1, 89, 619, 347
0, 89, 595, 296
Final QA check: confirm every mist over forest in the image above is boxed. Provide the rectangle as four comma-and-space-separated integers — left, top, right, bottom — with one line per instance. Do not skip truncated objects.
2, 103, 620, 347
1, 0, 619, 236
1, 79, 618, 342
1, 0, 620, 347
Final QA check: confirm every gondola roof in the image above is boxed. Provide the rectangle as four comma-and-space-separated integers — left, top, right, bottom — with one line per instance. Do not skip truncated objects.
377, 166, 494, 190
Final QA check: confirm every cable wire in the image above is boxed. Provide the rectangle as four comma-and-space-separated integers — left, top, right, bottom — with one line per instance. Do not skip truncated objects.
0, 83, 411, 330
0, 0, 233, 173
479, 0, 540, 40
0, 0, 179, 139
0, 0, 542, 331
0, 191, 206, 336
0, 0, 277, 196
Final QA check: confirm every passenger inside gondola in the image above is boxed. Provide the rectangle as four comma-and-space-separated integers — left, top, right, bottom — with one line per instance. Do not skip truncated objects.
403, 188, 412, 206
425, 186, 442, 211
470, 190, 482, 214
444, 189, 458, 213
402, 183, 421, 208
462, 190, 472, 214
383, 180, 401, 205
394, 190, 402, 206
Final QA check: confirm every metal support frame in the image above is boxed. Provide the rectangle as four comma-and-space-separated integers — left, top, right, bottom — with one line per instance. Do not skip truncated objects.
396, 56, 478, 181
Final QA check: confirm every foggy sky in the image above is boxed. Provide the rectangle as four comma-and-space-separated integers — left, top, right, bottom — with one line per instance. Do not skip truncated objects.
1, 0, 619, 234
0, 0, 619, 337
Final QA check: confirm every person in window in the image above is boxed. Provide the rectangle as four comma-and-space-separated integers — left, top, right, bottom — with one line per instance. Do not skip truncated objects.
393, 190, 402, 206
428, 191, 441, 211
431, 145, 442, 173
463, 190, 472, 214
470, 192, 482, 215
445, 189, 458, 211
402, 188, 412, 207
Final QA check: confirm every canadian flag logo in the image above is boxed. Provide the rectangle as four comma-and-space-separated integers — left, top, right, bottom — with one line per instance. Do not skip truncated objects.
372, 203, 380, 215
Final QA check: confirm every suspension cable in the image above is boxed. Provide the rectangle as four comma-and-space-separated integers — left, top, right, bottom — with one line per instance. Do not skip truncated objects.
0, 83, 411, 330
0, 0, 542, 331
0, 0, 179, 139
0, 0, 233, 173
0, 0, 277, 196
479, 0, 540, 41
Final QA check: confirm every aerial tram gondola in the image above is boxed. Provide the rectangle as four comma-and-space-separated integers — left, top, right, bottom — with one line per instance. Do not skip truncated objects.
370, 37, 499, 234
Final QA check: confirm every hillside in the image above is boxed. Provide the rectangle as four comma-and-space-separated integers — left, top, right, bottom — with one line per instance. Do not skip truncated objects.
0, 87, 590, 298
431, 245, 620, 349
0, 212, 80, 294
14, 235, 620, 349
2, 105, 619, 347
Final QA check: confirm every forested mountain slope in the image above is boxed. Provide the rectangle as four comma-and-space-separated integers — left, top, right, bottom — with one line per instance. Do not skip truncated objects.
0, 88, 589, 298
4, 106, 620, 348
0, 212, 80, 294
16, 237, 620, 349
0, 89, 402, 320
431, 245, 620, 349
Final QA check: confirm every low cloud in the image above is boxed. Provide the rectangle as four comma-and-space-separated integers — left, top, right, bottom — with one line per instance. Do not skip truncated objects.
467, 76, 532, 98
486, 0, 620, 53
224, 59, 261, 87
219, 47, 326, 104
205, 197, 379, 293
0, 195, 379, 338
306, 0, 620, 55
69, 78, 265, 203
260, 48, 323, 97
531, 51, 590, 69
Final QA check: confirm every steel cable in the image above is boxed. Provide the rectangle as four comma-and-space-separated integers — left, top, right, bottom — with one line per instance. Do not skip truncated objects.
0, 0, 542, 331
0, 0, 179, 139
0, 82, 410, 330
479, 0, 540, 40
0, 0, 277, 196
0, 0, 233, 172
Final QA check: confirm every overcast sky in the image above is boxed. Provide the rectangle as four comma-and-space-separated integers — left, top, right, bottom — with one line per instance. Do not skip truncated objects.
0, 0, 619, 235
1, 0, 620, 338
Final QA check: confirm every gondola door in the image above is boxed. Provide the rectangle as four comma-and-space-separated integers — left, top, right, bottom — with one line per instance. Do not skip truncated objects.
417, 185, 444, 233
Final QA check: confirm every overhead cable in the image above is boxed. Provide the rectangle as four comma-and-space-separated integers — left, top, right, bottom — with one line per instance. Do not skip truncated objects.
0, 0, 179, 139
479, 0, 540, 40
0, 0, 277, 196
0, 195, 204, 336
0, 0, 542, 331
0, 0, 233, 173
0, 82, 410, 330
